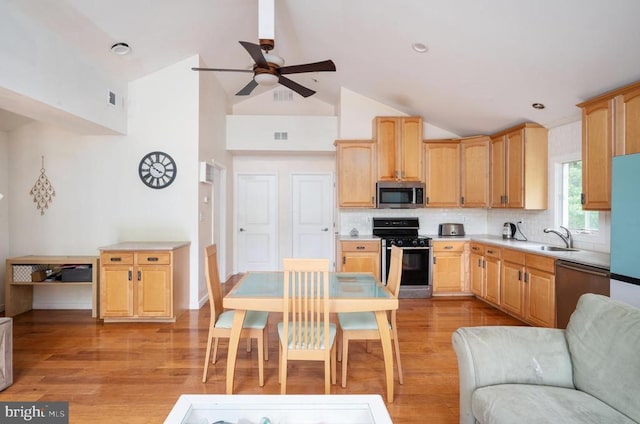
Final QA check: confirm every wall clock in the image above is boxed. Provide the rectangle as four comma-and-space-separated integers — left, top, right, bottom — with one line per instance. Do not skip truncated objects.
138, 151, 177, 189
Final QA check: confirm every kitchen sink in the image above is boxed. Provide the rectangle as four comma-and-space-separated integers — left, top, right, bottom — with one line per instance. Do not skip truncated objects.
540, 245, 580, 252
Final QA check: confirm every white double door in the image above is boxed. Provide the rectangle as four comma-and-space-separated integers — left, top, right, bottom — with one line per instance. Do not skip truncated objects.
236, 172, 334, 272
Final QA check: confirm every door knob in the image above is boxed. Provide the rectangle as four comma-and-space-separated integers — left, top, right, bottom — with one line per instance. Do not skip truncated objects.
239, 228, 245, 232
321, 228, 329, 232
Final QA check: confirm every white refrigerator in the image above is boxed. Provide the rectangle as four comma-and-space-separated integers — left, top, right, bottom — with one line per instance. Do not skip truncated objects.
610, 153, 640, 308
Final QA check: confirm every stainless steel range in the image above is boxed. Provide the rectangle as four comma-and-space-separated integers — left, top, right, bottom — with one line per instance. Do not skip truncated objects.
372, 217, 433, 298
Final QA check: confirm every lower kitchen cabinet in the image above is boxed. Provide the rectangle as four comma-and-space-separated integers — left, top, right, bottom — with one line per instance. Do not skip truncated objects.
468, 243, 501, 305
99, 242, 190, 322
500, 248, 556, 328
338, 239, 381, 281
432, 241, 469, 295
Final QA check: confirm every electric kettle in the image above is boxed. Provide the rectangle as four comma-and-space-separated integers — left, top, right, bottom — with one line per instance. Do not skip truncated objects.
503, 222, 517, 239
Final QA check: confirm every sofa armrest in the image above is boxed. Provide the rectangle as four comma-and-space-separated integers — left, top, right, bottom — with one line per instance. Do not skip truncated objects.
452, 326, 574, 424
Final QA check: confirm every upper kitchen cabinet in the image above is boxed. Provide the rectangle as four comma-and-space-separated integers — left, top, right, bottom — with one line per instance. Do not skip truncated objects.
579, 97, 613, 210
423, 140, 460, 207
374, 116, 423, 182
490, 123, 548, 209
578, 79, 640, 210
335, 140, 377, 208
460, 136, 490, 208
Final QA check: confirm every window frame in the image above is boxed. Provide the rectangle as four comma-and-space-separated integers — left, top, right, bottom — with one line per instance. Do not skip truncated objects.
554, 154, 607, 245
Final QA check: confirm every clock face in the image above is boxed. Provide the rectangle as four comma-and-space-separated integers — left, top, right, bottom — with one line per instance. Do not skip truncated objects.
138, 151, 177, 189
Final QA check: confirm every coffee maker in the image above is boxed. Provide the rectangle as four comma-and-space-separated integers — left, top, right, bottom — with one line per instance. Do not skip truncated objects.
503, 222, 517, 239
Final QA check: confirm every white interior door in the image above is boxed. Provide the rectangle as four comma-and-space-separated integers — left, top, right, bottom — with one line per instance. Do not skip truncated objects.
236, 173, 278, 272
291, 173, 334, 267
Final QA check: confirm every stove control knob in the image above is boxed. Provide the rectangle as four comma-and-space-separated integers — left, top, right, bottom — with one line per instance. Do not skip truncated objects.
412, 239, 418, 247
418, 239, 426, 247
396, 239, 403, 247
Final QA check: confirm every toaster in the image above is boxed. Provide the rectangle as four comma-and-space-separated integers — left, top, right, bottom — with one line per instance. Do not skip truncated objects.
438, 223, 465, 237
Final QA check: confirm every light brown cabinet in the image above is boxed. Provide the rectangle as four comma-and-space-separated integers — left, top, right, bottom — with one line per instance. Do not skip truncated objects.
423, 140, 460, 207
577, 80, 640, 211
469, 243, 501, 305
500, 248, 556, 328
335, 140, 377, 208
432, 241, 469, 294
490, 123, 548, 209
338, 240, 381, 281
374, 116, 423, 182
460, 136, 490, 208
99, 242, 190, 322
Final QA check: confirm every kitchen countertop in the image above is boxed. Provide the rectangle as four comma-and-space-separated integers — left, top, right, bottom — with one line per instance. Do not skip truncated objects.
428, 234, 610, 269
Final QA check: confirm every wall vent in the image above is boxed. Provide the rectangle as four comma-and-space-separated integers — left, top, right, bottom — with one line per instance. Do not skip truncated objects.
274, 131, 288, 140
273, 89, 293, 102
108, 90, 117, 106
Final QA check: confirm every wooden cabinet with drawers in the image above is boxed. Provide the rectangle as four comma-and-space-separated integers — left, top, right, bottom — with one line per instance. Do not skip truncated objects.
338, 239, 381, 281
99, 242, 190, 322
432, 240, 469, 294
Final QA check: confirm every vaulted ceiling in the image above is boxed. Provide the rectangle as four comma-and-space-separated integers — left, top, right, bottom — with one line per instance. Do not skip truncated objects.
3, 0, 640, 136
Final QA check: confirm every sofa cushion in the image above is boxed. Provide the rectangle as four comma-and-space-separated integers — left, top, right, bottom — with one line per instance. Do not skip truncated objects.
472, 384, 637, 424
566, 294, 640, 423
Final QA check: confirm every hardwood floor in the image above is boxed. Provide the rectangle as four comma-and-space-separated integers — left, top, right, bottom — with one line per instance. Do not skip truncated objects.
2, 283, 523, 424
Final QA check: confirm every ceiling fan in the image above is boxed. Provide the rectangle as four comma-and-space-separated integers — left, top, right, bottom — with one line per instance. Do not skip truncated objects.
191, 0, 336, 98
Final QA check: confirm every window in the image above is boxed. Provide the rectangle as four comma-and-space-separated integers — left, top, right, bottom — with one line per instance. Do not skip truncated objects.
560, 160, 599, 233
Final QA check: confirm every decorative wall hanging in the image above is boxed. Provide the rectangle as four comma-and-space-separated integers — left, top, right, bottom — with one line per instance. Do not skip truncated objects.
30, 156, 56, 215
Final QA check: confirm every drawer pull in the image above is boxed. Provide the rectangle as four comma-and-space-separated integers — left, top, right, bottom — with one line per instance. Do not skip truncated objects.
487, 249, 494, 254
444, 246, 453, 249
110, 257, 122, 262
356, 246, 365, 250
472, 246, 479, 251
147, 257, 159, 262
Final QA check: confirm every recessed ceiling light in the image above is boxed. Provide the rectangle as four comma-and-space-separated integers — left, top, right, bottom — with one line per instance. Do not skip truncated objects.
532, 102, 545, 110
411, 43, 429, 53
110, 42, 131, 55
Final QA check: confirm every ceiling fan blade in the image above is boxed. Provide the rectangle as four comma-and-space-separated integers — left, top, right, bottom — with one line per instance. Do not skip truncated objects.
278, 75, 315, 98
192, 67, 253, 73
279, 60, 336, 75
236, 79, 259, 96
239, 41, 268, 68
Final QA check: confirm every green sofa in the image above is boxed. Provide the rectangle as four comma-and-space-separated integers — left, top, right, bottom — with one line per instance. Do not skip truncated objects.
452, 294, 640, 424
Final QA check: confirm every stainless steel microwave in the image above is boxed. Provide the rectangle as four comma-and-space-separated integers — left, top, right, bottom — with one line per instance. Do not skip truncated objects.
376, 181, 425, 208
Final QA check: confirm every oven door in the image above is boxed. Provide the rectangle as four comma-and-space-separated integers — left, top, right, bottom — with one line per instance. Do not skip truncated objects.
382, 242, 432, 297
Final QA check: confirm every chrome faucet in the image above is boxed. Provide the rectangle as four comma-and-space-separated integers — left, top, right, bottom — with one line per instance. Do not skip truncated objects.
543, 226, 573, 248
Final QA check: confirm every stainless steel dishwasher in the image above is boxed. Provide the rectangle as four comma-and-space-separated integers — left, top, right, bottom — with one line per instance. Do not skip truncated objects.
555, 260, 610, 328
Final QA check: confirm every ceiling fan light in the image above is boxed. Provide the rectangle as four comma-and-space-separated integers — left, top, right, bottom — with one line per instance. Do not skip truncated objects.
255, 73, 279, 86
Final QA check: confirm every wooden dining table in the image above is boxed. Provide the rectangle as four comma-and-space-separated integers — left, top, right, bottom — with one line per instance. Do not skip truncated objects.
223, 271, 399, 402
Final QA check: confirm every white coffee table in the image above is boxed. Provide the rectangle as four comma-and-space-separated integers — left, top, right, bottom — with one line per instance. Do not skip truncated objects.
164, 394, 393, 424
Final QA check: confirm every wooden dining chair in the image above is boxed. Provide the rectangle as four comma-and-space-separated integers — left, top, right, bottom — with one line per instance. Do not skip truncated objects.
202, 244, 269, 385
337, 245, 404, 388
277, 258, 336, 394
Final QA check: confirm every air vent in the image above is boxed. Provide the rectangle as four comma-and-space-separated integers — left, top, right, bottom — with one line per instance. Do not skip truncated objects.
273, 90, 293, 102
108, 90, 117, 106
274, 131, 288, 140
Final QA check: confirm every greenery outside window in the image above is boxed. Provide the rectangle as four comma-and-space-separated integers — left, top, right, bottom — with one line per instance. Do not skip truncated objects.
561, 160, 599, 234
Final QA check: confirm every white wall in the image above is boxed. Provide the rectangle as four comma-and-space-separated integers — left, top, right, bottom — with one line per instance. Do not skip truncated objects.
0, 131, 8, 310
4, 56, 203, 310
0, 1, 127, 134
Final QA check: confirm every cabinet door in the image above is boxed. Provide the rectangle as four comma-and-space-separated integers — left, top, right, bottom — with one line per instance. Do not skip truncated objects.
460, 137, 490, 207
490, 135, 506, 208
501, 261, 525, 317
469, 252, 484, 297
582, 98, 613, 210
100, 265, 134, 317
399, 117, 423, 181
484, 256, 501, 305
336, 141, 376, 208
433, 252, 463, 293
424, 141, 460, 207
341, 252, 380, 278
616, 85, 640, 155
375, 117, 400, 181
526, 268, 556, 328
137, 266, 172, 317
505, 129, 524, 208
